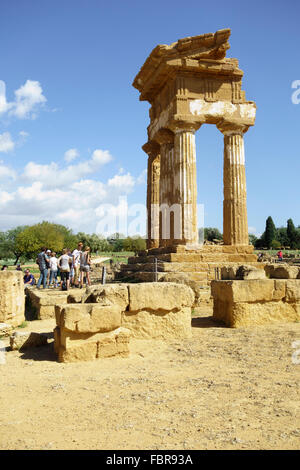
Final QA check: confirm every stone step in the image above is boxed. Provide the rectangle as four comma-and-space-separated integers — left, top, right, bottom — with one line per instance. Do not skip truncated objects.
128, 253, 258, 264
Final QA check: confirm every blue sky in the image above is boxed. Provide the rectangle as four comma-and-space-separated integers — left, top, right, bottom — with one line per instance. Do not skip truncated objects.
0, 0, 299, 237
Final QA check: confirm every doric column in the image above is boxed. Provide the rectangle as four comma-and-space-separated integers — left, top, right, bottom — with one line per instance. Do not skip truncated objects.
172, 125, 198, 246
218, 124, 249, 245
143, 141, 160, 249
155, 129, 175, 247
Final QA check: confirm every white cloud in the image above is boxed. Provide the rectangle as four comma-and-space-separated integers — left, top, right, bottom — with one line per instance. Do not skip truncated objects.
11, 80, 47, 119
0, 162, 16, 180
136, 168, 147, 185
64, 148, 80, 163
0, 79, 46, 120
19, 130, 29, 137
0, 81, 11, 114
248, 226, 257, 235
91, 149, 112, 166
0, 132, 15, 153
108, 172, 135, 191
22, 148, 113, 188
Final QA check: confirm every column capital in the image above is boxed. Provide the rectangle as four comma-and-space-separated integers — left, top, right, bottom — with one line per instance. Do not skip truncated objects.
169, 121, 200, 134
217, 118, 250, 137
142, 140, 160, 158
155, 128, 174, 146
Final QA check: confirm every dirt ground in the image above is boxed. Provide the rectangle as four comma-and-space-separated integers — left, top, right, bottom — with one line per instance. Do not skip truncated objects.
0, 313, 300, 450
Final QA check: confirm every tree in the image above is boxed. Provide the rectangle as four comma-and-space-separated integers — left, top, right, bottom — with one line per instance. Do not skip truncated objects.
16, 222, 65, 260
249, 234, 257, 246
123, 236, 146, 253
276, 227, 289, 247
1, 226, 29, 264
204, 227, 223, 242
264, 216, 277, 249
76, 232, 111, 253
287, 218, 299, 249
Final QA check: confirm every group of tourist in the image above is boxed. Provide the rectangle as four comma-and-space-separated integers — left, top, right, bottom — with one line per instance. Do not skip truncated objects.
35, 242, 91, 290
0, 242, 92, 291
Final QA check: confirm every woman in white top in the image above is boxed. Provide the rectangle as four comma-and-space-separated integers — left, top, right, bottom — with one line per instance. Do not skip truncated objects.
58, 248, 72, 290
49, 252, 58, 287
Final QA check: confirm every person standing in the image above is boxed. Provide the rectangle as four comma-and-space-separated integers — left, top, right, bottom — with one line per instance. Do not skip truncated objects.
277, 250, 283, 261
80, 246, 91, 288
72, 242, 83, 287
36, 247, 50, 289
58, 248, 72, 290
49, 252, 59, 288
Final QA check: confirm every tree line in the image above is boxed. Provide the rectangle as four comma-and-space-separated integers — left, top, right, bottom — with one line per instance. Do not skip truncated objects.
254, 217, 300, 250
0, 221, 147, 264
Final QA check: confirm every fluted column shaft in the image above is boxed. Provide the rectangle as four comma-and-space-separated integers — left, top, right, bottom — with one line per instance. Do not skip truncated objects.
173, 128, 198, 245
143, 141, 160, 249
223, 132, 248, 245
159, 141, 174, 246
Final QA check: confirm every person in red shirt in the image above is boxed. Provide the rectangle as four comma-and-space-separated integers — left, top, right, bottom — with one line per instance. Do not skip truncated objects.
277, 250, 283, 261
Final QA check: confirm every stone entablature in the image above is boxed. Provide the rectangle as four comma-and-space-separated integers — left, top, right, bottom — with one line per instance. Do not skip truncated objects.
133, 29, 256, 249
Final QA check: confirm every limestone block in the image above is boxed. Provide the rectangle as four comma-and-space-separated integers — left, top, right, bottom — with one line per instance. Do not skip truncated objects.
211, 279, 285, 303
128, 282, 194, 312
265, 264, 299, 279
66, 290, 85, 304
57, 304, 122, 334
214, 300, 300, 328
10, 331, 48, 351
0, 322, 13, 337
84, 284, 129, 310
59, 341, 98, 363
221, 265, 266, 280
57, 327, 130, 363
121, 307, 192, 340
53, 326, 60, 354
38, 305, 55, 320
212, 279, 300, 327
0, 271, 25, 327
285, 280, 300, 302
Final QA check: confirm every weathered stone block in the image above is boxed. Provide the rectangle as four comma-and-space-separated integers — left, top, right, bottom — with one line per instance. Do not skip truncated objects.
285, 280, 300, 302
84, 284, 129, 310
0, 322, 13, 337
265, 264, 299, 279
221, 265, 266, 280
0, 271, 25, 327
121, 307, 192, 340
57, 304, 122, 333
212, 279, 300, 327
56, 327, 130, 363
128, 282, 194, 312
10, 331, 48, 351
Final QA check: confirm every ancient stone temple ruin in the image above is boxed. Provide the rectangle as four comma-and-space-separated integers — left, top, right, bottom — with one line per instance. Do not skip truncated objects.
118, 29, 261, 287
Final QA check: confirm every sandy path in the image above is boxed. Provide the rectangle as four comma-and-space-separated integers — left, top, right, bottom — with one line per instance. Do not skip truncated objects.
0, 315, 300, 450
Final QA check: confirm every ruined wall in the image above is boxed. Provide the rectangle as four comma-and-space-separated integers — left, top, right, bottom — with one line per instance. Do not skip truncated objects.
54, 282, 194, 362
212, 279, 300, 327
0, 271, 25, 327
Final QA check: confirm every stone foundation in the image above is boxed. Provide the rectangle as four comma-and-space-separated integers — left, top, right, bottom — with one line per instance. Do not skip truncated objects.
26, 288, 83, 319
53, 282, 194, 362
0, 271, 25, 327
211, 279, 300, 327
116, 245, 262, 308
54, 304, 131, 363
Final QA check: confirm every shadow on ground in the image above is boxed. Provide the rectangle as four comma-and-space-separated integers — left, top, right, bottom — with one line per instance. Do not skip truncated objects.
19, 335, 57, 362
192, 316, 224, 329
